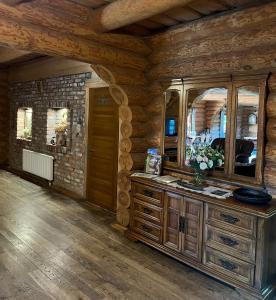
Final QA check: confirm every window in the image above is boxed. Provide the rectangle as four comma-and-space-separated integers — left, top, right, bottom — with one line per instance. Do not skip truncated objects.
17, 107, 32, 140
47, 108, 69, 146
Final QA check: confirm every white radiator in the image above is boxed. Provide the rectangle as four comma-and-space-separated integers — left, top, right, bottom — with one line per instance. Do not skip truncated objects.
23, 149, 54, 181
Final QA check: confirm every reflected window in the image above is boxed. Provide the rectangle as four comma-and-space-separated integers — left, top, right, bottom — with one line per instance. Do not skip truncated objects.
164, 89, 180, 163
166, 118, 177, 136
220, 109, 227, 138
185, 87, 228, 171
234, 86, 259, 178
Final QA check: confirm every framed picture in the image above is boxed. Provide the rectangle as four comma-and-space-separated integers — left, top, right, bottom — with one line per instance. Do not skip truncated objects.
145, 154, 162, 175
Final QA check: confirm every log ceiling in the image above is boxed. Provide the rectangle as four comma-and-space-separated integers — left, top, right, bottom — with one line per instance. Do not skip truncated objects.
0, 46, 44, 67
0, 0, 270, 37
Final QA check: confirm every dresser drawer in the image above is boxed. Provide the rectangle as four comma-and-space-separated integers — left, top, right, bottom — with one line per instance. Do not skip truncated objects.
133, 198, 163, 225
131, 217, 162, 243
203, 247, 255, 286
205, 204, 256, 238
205, 225, 256, 263
132, 183, 163, 207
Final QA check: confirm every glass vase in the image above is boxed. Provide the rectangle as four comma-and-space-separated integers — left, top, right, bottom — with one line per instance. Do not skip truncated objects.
192, 169, 204, 187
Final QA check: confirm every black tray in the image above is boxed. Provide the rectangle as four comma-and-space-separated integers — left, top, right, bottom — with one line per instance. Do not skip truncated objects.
233, 188, 272, 205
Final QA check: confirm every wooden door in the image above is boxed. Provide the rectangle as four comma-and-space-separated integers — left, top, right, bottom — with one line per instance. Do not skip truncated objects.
181, 197, 203, 261
163, 192, 183, 252
86, 87, 118, 211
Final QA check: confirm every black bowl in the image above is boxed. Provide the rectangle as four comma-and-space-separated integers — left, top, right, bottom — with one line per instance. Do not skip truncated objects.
233, 188, 272, 205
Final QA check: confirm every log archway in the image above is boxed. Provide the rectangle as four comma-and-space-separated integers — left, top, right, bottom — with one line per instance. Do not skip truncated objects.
90, 64, 147, 227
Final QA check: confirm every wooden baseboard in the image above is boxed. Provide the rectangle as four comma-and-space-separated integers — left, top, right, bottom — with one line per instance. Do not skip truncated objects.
51, 185, 86, 202
6, 167, 49, 187
5, 167, 86, 202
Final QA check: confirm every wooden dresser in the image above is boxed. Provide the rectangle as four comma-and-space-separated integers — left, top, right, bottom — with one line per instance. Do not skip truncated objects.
127, 176, 276, 299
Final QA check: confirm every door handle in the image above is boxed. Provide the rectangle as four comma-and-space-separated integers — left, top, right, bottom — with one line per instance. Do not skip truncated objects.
179, 216, 186, 233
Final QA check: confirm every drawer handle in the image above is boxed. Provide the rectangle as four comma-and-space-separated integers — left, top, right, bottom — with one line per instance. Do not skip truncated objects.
219, 236, 239, 247
143, 207, 153, 215
142, 225, 152, 233
144, 190, 153, 197
220, 213, 240, 224
219, 259, 237, 271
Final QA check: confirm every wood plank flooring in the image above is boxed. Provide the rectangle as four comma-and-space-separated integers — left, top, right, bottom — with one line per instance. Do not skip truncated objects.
0, 170, 246, 300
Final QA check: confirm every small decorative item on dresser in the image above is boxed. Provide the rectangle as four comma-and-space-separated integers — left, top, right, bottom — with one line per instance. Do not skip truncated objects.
233, 187, 272, 204
185, 145, 224, 187
145, 148, 162, 175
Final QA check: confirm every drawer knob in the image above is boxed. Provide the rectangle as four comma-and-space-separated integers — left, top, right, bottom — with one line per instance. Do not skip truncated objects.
219, 235, 239, 247
143, 207, 153, 215
142, 225, 152, 233
220, 213, 240, 224
144, 190, 153, 197
219, 259, 237, 271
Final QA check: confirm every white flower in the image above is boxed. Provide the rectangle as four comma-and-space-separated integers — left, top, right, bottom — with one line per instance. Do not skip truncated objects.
218, 159, 223, 166
200, 162, 208, 170
197, 155, 203, 162
208, 160, 214, 168
204, 156, 208, 162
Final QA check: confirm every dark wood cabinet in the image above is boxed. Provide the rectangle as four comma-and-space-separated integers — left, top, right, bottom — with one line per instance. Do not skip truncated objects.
181, 197, 203, 261
128, 177, 276, 300
163, 192, 203, 260
163, 192, 182, 252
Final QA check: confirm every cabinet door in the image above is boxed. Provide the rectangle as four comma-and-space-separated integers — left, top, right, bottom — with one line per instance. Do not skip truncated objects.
181, 197, 203, 261
163, 192, 183, 252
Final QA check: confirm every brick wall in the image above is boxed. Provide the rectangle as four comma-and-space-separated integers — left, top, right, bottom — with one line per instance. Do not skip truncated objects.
9, 72, 92, 197
0, 70, 9, 166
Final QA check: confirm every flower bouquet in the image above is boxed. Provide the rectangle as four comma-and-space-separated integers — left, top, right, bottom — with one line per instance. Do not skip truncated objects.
185, 145, 224, 187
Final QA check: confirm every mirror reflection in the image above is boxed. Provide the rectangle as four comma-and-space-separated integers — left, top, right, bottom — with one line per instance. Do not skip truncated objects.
185, 87, 228, 171
164, 90, 180, 163
234, 86, 259, 178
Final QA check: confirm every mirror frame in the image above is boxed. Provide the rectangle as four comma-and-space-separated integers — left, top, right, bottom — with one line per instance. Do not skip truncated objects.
162, 81, 183, 169
161, 74, 268, 186
229, 77, 267, 185
182, 80, 233, 178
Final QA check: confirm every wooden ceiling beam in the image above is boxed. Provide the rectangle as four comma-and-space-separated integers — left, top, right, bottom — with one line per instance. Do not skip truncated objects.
0, 16, 148, 71
0, 47, 31, 63
0, 1, 151, 55
0, 0, 25, 5
92, 0, 194, 32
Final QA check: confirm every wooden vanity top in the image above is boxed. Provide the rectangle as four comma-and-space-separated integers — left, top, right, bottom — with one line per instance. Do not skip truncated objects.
131, 176, 276, 219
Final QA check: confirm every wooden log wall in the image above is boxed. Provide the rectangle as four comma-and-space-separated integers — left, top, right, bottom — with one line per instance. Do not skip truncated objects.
91, 64, 149, 227
148, 2, 276, 80
146, 1, 276, 196
0, 69, 9, 166
265, 75, 276, 195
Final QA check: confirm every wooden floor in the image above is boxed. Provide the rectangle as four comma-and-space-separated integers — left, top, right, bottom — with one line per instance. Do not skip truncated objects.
0, 170, 246, 300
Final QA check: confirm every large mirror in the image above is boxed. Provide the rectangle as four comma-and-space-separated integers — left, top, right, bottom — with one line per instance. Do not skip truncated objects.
185, 87, 228, 171
234, 86, 260, 178
164, 89, 180, 163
